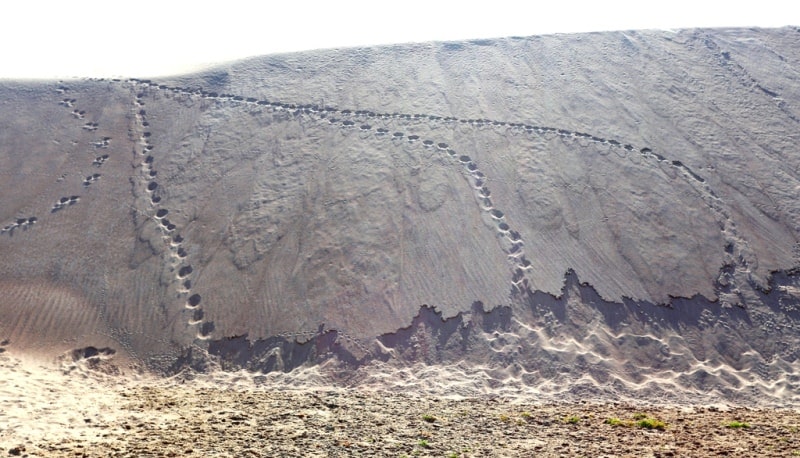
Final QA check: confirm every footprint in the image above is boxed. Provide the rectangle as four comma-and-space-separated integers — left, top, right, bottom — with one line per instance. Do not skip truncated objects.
1, 217, 36, 234
186, 293, 201, 308
178, 265, 193, 278
91, 137, 111, 148
160, 219, 176, 231
92, 154, 109, 167
51, 196, 79, 212
188, 309, 204, 324
197, 322, 215, 339
82, 173, 100, 187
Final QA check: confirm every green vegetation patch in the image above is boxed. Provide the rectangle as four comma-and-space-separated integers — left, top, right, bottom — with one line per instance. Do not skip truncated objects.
726, 420, 751, 429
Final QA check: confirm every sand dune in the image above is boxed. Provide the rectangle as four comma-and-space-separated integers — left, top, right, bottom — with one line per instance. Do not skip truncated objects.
1, 27, 800, 408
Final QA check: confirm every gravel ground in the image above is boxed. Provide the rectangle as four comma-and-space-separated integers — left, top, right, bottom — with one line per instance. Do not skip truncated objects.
14, 385, 800, 457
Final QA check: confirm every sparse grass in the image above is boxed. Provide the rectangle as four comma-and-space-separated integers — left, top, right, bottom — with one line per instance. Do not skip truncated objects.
422, 414, 436, 423
633, 412, 648, 420
520, 411, 532, 419
417, 439, 431, 449
606, 417, 634, 427
726, 420, 751, 429
565, 415, 581, 424
499, 414, 511, 423
636, 417, 668, 430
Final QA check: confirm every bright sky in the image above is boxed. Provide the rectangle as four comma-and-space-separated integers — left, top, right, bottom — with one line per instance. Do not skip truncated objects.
2, 0, 799, 79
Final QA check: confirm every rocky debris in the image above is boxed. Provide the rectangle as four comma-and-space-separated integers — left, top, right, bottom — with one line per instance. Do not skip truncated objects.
23, 385, 800, 457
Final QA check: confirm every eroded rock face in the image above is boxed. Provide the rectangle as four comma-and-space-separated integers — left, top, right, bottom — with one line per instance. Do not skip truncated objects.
1, 27, 800, 403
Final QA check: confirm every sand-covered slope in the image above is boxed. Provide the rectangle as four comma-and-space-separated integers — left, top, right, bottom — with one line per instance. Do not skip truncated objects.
1, 27, 800, 404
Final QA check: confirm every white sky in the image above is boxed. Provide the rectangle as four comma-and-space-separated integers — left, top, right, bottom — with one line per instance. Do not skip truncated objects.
2, 0, 799, 79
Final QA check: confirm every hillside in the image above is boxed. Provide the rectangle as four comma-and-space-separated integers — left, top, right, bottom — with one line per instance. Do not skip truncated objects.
1, 27, 800, 405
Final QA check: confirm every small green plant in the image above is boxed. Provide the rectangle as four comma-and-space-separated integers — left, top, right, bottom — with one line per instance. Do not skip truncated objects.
417, 439, 431, 449
726, 420, 751, 429
633, 412, 648, 420
606, 417, 633, 427
520, 411, 532, 419
565, 415, 581, 424
422, 414, 436, 423
636, 417, 667, 430
447, 453, 458, 458
499, 414, 511, 423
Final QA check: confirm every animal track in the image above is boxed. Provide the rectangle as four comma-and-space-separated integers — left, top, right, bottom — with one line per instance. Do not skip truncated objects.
112, 77, 750, 349
128, 88, 212, 341
92, 154, 109, 167
82, 173, 101, 187
91, 137, 111, 149
0, 217, 37, 235
8, 75, 751, 355
50, 196, 80, 213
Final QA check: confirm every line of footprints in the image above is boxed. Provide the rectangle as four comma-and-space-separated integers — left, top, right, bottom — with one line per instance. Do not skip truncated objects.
120, 79, 670, 353
2, 86, 110, 234
4, 77, 732, 352
123, 79, 721, 300
133, 89, 211, 341
3, 82, 212, 342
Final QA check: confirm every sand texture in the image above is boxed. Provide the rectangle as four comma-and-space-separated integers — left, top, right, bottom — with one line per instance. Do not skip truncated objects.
3, 352, 800, 457
1, 27, 800, 407
0, 355, 800, 458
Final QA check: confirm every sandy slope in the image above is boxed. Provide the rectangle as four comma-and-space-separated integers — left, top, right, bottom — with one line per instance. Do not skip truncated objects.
2, 27, 800, 406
